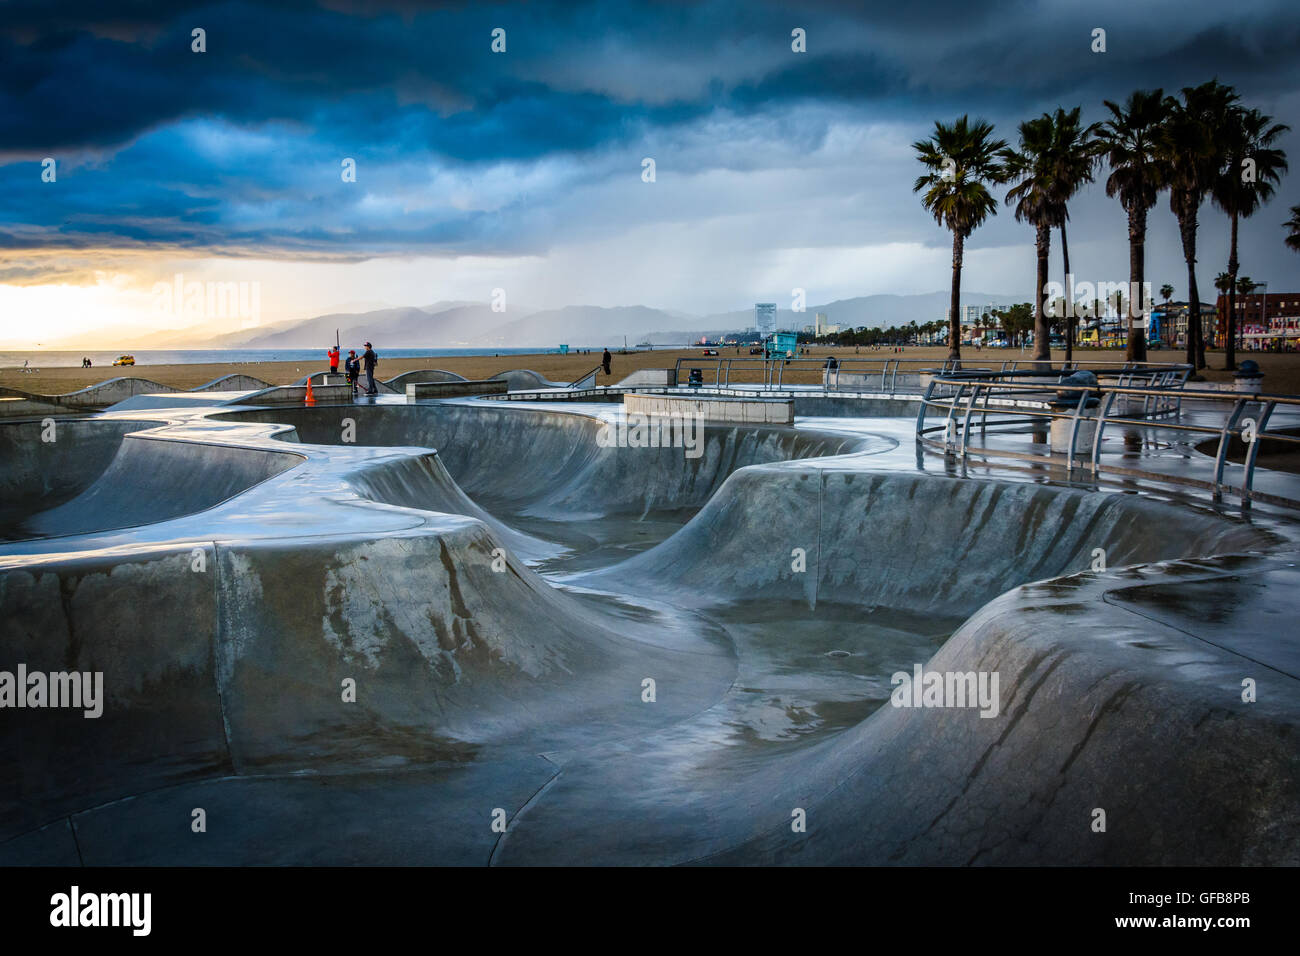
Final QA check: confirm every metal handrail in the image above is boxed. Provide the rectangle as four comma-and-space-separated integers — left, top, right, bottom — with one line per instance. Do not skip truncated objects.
672, 355, 1190, 395
568, 365, 604, 388
916, 373, 1300, 507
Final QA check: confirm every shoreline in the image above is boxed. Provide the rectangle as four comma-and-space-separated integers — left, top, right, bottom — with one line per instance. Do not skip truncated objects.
4, 345, 1299, 394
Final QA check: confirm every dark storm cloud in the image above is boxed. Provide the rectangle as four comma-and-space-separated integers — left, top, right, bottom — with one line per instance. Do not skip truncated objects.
1, 0, 1299, 260
6, 0, 1291, 158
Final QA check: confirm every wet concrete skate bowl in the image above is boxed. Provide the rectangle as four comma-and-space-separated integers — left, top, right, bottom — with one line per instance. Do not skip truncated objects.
217, 402, 887, 569
0, 417, 302, 541
0, 396, 1297, 865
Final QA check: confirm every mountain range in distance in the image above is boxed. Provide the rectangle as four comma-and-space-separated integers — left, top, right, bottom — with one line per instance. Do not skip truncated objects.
117, 291, 1028, 350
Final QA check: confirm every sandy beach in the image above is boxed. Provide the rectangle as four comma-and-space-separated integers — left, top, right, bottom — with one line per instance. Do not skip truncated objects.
4, 345, 1300, 395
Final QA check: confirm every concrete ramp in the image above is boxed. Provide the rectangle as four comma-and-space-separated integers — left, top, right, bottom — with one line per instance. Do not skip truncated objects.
489, 369, 566, 390
217, 403, 884, 520
0, 419, 162, 535
501, 551, 1300, 866
55, 377, 179, 407
192, 374, 273, 392
0, 523, 733, 850
578, 467, 1276, 615
12, 435, 302, 539
106, 391, 255, 411
385, 369, 467, 388
343, 453, 560, 562
2, 396, 1297, 866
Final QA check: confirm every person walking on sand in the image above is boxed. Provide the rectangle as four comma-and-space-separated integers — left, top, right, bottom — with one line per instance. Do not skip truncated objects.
601, 347, 612, 377
328, 344, 340, 374
344, 349, 360, 396
362, 342, 378, 395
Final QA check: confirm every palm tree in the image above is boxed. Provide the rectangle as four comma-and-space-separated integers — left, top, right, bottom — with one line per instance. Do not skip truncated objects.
1159, 80, 1239, 370
1002, 115, 1060, 364
1100, 90, 1169, 362
1043, 107, 1102, 363
913, 116, 1009, 364
1212, 106, 1289, 369
1157, 284, 1174, 350
1286, 205, 1300, 252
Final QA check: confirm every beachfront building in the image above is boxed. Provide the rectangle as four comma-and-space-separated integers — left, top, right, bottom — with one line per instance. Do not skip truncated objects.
1215, 292, 1300, 351
1077, 317, 1128, 349
803, 319, 842, 339
1148, 302, 1219, 350
945, 303, 1012, 345
948, 303, 1015, 343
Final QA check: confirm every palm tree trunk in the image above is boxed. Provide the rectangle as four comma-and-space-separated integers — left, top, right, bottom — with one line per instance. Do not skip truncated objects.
1225, 211, 1239, 370
948, 230, 963, 366
1061, 220, 1073, 363
1125, 206, 1148, 362
1178, 212, 1203, 370
1033, 222, 1052, 365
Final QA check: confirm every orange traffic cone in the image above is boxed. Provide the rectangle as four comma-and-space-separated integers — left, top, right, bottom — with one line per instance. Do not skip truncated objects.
304, 377, 316, 406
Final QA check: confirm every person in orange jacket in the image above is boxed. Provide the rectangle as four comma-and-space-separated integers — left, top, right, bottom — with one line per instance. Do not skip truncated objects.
327, 345, 340, 374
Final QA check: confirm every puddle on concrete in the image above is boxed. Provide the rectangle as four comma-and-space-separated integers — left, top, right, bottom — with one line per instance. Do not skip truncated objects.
692, 599, 963, 748
502, 509, 697, 574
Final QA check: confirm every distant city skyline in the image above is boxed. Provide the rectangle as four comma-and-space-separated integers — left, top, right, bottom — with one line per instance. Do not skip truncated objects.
2, 0, 1299, 346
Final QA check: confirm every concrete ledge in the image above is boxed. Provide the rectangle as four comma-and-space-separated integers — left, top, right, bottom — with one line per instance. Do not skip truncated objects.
0, 396, 68, 418
615, 368, 677, 388
625, 392, 793, 424
406, 380, 509, 399
823, 370, 921, 390
236, 384, 354, 405
386, 369, 467, 388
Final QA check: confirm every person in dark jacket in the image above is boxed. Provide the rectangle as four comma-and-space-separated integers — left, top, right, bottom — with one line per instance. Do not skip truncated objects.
601, 347, 612, 377
362, 342, 378, 394
344, 350, 360, 395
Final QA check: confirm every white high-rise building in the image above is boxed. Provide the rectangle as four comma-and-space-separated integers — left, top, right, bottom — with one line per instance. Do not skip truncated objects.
755, 303, 777, 336
946, 303, 1015, 327
814, 312, 828, 335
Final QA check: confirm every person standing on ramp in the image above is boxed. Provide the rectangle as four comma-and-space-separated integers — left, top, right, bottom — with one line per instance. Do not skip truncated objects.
362, 342, 379, 395
344, 349, 360, 396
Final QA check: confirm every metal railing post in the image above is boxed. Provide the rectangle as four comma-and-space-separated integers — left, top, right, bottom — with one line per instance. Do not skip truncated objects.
1066, 389, 1090, 472
916, 379, 937, 438
943, 384, 967, 454
1241, 401, 1277, 504
1090, 390, 1116, 473
960, 384, 981, 460
1211, 398, 1248, 499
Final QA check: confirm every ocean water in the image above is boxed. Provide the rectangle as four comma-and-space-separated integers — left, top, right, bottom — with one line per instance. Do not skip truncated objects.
0, 347, 643, 369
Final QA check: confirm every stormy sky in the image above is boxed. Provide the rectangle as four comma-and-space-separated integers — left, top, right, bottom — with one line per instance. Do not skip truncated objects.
2, 0, 1299, 340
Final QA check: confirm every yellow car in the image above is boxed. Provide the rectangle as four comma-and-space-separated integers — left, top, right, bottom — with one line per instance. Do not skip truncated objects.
113, 354, 135, 366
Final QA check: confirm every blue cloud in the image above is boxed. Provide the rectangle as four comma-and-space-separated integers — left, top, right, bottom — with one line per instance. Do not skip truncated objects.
0, 0, 1297, 263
